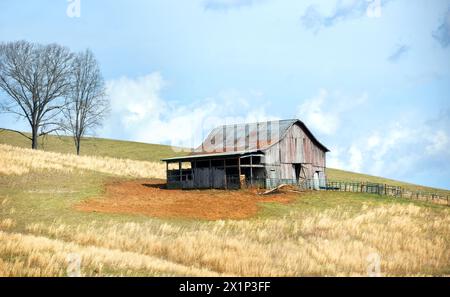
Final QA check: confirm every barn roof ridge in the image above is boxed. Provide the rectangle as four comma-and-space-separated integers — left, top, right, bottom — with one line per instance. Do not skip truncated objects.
210, 118, 297, 128
206, 118, 329, 153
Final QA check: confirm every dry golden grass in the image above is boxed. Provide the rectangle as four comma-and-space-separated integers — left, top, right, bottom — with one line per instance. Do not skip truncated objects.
0, 218, 15, 230
0, 144, 165, 178
0, 230, 222, 276
0, 143, 448, 276
0, 203, 445, 276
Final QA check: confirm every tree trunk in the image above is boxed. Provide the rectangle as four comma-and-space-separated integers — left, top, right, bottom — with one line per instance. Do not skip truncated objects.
76, 137, 80, 155
31, 126, 38, 150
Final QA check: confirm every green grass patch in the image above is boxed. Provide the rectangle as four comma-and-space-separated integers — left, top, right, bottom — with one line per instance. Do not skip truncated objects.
257, 190, 449, 219
0, 129, 188, 162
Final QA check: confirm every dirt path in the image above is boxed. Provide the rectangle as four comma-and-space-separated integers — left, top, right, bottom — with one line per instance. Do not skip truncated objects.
75, 179, 296, 220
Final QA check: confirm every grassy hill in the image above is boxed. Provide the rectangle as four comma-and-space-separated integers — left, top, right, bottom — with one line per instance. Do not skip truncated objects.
1, 128, 448, 195
0, 129, 187, 162
0, 130, 449, 276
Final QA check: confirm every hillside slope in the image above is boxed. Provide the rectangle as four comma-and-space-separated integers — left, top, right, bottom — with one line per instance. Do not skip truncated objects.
0, 129, 187, 162
0, 135, 449, 276
1, 128, 448, 195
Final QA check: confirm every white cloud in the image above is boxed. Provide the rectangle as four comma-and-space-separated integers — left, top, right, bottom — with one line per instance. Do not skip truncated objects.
326, 145, 345, 169
297, 88, 367, 135
301, 0, 391, 33
102, 72, 277, 151
426, 130, 449, 155
366, 133, 380, 150
432, 6, 450, 48
297, 89, 338, 135
106, 73, 166, 126
348, 145, 363, 172
329, 120, 450, 178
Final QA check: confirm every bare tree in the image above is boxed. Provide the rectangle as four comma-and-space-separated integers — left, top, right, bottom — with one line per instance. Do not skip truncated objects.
62, 49, 109, 155
0, 41, 73, 149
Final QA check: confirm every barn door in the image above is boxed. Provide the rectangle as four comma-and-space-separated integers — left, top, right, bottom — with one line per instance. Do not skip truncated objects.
293, 164, 301, 182
313, 171, 320, 190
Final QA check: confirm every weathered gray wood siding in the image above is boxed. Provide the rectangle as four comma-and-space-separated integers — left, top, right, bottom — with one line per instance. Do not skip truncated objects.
263, 123, 326, 181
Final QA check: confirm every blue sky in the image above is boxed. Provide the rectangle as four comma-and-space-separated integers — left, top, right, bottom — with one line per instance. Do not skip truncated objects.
0, 0, 449, 189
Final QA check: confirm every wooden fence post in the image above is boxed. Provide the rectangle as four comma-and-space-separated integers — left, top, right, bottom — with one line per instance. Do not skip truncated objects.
324, 179, 444, 205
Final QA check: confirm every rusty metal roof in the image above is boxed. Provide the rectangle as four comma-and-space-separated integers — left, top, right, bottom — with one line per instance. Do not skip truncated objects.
194, 119, 289, 154
162, 119, 329, 162
196, 119, 329, 154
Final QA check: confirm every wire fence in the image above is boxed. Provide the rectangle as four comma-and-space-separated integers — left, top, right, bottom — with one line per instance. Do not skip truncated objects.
259, 178, 449, 206
167, 173, 449, 206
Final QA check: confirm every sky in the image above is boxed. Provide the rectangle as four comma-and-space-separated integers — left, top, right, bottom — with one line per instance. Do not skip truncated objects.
0, 0, 449, 189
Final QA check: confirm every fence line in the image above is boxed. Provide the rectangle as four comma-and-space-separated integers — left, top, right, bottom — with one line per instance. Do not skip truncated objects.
276, 178, 449, 206
167, 173, 449, 206
240, 178, 448, 206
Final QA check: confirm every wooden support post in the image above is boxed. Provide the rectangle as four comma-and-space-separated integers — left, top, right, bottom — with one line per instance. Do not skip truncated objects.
223, 126, 226, 153
234, 124, 237, 152
250, 155, 253, 186
238, 157, 241, 176
179, 162, 182, 183
166, 162, 168, 182
193, 160, 196, 187
224, 159, 227, 189
256, 122, 260, 149
209, 159, 212, 189
238, 157, 242, 189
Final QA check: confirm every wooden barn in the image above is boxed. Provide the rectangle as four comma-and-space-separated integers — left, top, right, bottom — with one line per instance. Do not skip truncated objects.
162, 119, 329, 189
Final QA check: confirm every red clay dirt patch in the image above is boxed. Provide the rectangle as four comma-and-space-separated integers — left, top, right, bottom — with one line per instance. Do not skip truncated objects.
75, 179, 296, 220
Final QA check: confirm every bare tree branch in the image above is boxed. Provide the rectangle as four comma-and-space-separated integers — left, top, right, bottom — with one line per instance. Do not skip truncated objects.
0, 40, 74, 149
0, 128, 33, 140
62, 49, 109, 155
